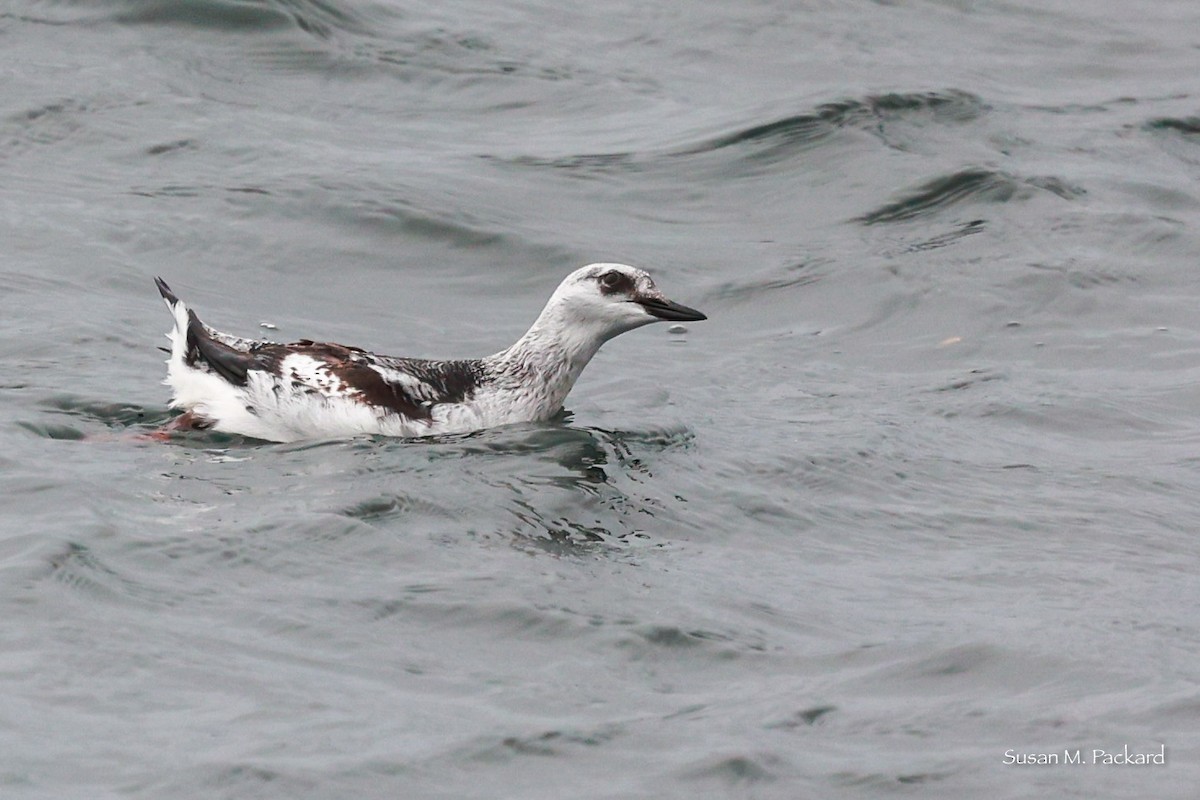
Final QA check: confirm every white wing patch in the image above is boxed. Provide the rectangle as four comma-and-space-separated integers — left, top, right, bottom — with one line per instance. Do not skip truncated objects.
205, 326, 273, 353
367, 364, 439, 404
278, 353, 354, 398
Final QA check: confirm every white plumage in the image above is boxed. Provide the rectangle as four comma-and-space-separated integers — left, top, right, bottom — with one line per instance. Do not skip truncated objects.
154, 264, 706, 442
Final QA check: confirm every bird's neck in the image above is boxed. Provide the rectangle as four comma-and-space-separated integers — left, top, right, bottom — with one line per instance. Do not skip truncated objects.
485, 305, 610, 419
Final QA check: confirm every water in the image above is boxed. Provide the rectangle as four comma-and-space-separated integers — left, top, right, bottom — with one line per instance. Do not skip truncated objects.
3, 0, 1200, 796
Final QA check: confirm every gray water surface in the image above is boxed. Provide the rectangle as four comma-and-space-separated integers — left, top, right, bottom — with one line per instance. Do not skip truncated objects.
3, 1, 1200, 797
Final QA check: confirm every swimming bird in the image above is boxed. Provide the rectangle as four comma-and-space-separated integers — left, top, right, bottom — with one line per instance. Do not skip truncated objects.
153, 263, 706, 442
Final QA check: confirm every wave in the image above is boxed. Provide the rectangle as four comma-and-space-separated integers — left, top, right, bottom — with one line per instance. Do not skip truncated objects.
1145, 116, 1200, 136
856, 168, 1083, 225
495, 89, 988, 176
108, 0, 376, 38
677, 89, 987, 159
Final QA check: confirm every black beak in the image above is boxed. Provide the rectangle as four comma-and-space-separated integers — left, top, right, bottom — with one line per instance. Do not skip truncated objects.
637, 296, 707, 322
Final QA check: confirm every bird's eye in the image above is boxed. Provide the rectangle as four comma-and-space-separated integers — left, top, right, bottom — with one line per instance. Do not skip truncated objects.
599, 271, 621, 288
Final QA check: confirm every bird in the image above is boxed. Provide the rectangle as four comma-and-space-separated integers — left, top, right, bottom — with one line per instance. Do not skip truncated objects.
153, 263, 706, 442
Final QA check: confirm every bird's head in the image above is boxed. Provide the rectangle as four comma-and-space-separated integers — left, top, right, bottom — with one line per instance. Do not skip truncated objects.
544, 263, 707, 341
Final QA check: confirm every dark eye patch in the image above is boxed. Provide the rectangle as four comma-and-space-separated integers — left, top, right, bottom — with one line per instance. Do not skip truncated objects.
598, 270, 635, 295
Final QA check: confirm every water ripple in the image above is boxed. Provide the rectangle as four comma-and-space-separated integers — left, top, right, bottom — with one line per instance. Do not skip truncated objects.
46, 541, 192, 607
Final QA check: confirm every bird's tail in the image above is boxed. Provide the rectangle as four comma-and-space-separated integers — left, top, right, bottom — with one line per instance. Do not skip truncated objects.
155, 277, 192, 380
154, 277, 252, 386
